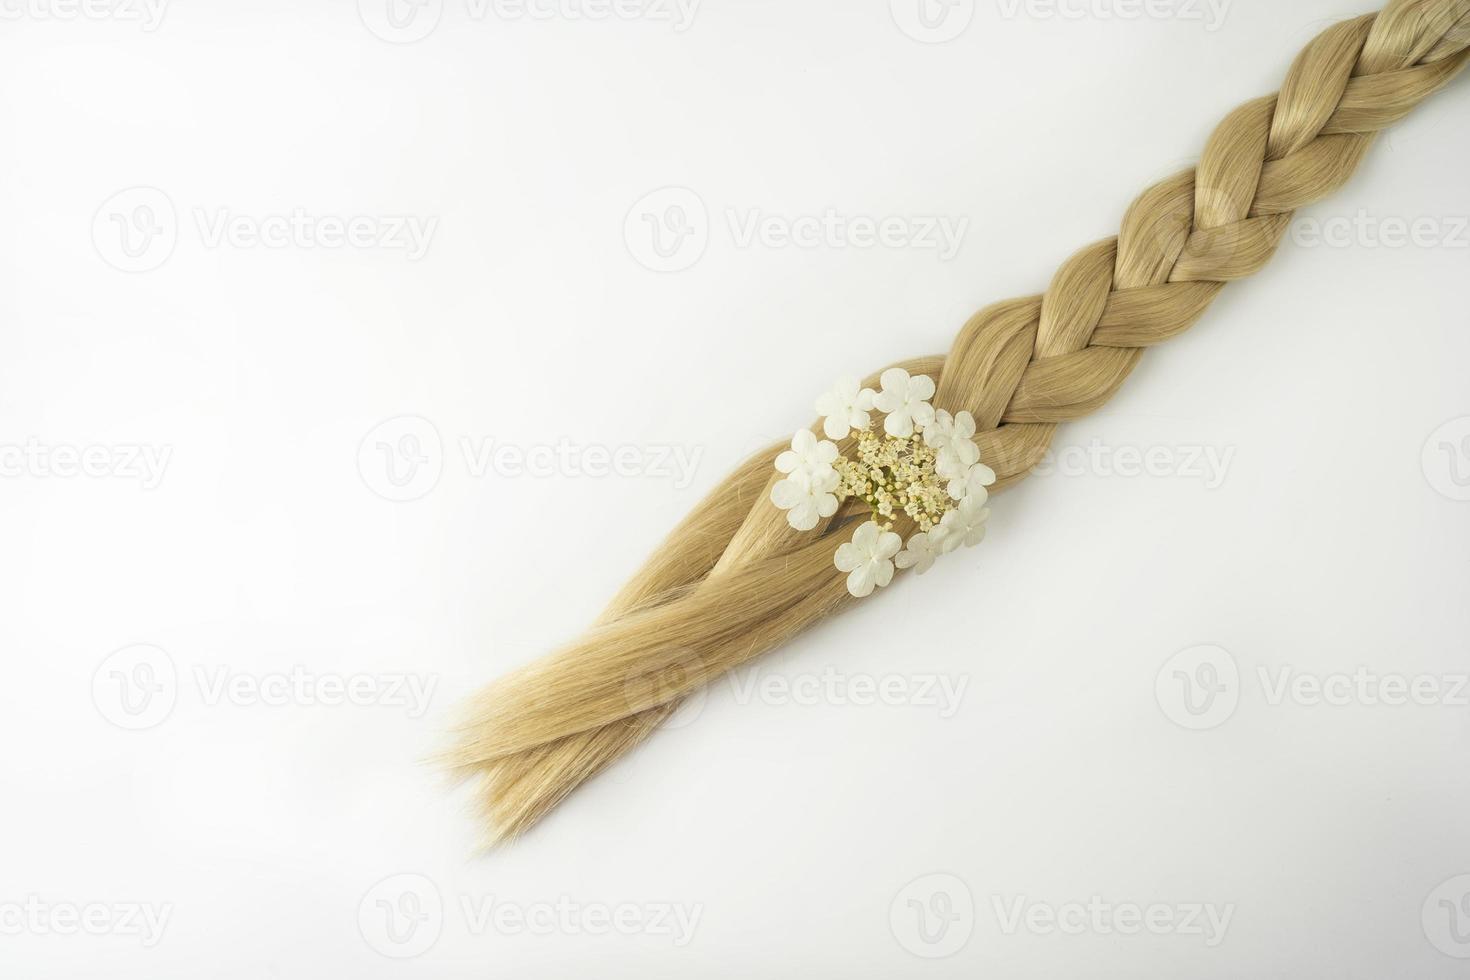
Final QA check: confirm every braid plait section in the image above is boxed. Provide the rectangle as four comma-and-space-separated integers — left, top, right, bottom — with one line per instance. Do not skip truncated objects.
450, 0, 1470, 843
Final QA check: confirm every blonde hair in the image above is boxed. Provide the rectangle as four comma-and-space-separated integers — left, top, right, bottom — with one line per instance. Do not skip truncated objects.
449, 0, 1470, 843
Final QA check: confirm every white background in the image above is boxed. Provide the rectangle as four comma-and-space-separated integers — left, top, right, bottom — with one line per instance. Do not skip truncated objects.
1, 0, 1468, 976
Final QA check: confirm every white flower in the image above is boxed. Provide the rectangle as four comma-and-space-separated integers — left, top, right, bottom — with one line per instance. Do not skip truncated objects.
947, 459, 998, 501
814, 377, 876, 440
924, 410, 980, 480
775, 429, 839, 482
894, 531, 940, 575
872, 368, 936, 438
771, 468, 840, 531
833, 520, 902, 598
931, 495, 990, 554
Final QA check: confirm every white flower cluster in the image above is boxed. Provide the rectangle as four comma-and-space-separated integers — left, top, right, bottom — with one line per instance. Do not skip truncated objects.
770, 368, 996, 598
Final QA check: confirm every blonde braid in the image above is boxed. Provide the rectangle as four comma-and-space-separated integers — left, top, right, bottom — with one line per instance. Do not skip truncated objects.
450, 0, 1470, 844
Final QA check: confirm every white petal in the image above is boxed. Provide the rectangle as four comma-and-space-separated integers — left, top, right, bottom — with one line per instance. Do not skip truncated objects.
816, 492, 839, 519
970, 463, 997, 489
821, 415, 849, 440
854, 388, 876, 412
849, 520, 880, 552
787, 502, 819, 531
910, 401, 936, 431
911, 375, 936, 400
879, 367, 909, 394
770, 479, 805, 509
872, 559, 895, 590
875, 530, 903, 561
895, 550, 919, 570
833, 542, 862, 573
846, 565, 877, 598
815, 440, 839, 465
775, 450, 799, 474
791, 429, 816, 454
883, 410, 913, 438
